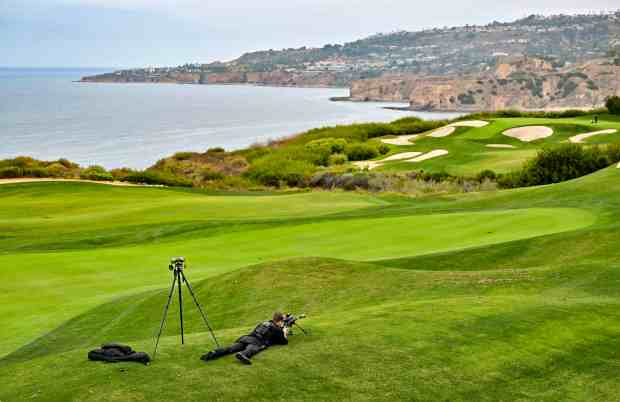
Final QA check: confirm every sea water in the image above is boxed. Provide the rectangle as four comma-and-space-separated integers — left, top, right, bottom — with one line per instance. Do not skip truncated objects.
0, 68, 460, 169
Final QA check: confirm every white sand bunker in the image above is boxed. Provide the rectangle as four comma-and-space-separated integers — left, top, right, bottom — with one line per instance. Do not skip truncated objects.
406, 149, 449, 162
486, 144, 516, 149
569, 129, 618, 144
428, 120, 489, 138
381, 151, 423, 162
354, 151, 424, 170
381, 134, 419, 146
450, 120, 489, 128
429, 126, 456, 138
503, 126, 553, 142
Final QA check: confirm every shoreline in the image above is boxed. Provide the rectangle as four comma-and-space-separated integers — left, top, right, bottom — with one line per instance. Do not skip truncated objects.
77, 79, 349, 90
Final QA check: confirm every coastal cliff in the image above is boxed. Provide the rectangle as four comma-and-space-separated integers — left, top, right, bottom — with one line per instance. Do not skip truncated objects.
350, 57, 620, 111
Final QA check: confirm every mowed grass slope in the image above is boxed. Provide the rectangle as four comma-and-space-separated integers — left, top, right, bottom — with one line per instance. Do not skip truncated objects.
1, 166, 620, 401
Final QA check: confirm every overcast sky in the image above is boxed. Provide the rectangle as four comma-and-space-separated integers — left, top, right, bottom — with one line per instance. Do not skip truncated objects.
2, 0, 619, 68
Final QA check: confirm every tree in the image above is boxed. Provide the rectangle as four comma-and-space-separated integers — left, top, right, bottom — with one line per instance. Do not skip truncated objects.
606, 96, 620, 115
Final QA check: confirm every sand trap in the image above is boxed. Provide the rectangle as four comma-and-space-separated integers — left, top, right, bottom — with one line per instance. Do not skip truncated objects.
569, 129, 617, 144
428, 126, 456, 138
486, 144, 516, 149
381, 134, 419, 146
0, 178, 152, 187
427, 120, 489, 139
353, 151, 424, 170
450, 120, 489, 128
503, 126, 553, 142
381, 152, 423, 162
406, 149, 449, 162
617, 162, 620, 169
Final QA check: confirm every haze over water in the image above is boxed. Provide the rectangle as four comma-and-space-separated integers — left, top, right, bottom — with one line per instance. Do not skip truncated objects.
0, 68, 460, 169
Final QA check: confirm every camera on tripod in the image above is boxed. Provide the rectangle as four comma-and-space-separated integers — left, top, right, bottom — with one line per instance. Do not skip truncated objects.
168, 257, 185, 272
154, 257, 219, 361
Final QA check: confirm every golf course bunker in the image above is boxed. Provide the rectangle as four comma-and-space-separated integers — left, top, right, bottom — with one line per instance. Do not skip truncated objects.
382, 151, 423, 162
486, 144, 516, 149
429, 126, 456, 138
450, 120, 489, 128
354, 152, 424, 170
503, 126, 553, 142
406, 149, 449, 162
569, 129, 618, 143
428, 120, 489, 138
381, 134, 419, 145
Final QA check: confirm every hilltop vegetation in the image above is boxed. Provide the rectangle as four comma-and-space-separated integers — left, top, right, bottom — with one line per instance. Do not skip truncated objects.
4, 109, 620, 196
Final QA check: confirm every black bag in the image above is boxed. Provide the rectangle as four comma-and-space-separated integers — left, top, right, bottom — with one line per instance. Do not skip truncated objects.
88, 343, 151, 365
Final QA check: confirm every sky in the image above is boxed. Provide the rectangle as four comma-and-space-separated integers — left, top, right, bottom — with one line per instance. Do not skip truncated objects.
1, 0, 619, 68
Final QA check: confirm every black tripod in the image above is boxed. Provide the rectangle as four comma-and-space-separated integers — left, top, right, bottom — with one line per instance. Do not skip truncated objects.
153, 257, 220, 360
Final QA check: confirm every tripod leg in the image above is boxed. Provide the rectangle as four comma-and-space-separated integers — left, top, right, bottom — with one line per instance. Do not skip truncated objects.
177, 271, 184, 344
180, 271, 220, 348
153, 272, 177, 360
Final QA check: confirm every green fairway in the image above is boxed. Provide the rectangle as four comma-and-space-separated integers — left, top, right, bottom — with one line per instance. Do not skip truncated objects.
372, 114, 620, 175
1, 163, 620, 401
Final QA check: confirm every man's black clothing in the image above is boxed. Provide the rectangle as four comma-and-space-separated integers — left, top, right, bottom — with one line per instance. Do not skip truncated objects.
203, 320, 287, 361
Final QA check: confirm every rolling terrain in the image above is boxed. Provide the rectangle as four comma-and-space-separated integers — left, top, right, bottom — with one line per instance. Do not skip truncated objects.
1, 161, 620, 400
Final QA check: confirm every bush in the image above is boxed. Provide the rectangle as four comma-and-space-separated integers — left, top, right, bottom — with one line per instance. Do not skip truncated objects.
606, 96, 620, 115
328, 153, 348, 166
305, 138, 347, 166
0, 166, 22, 178
476, 169, 497, 182
125, 170, 192, 187
206, 147, 226, 154
110, 167, 134, 181
499, 143, 620, 188
345, 143, 379, 161
246, 154, 316, 187
201, 168, 224, 181
80, 165, 113, 181
173, 152, 195, 161
377, 143, 390, 155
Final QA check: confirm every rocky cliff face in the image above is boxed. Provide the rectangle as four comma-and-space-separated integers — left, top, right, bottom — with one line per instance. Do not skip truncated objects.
350, 57, 620, 111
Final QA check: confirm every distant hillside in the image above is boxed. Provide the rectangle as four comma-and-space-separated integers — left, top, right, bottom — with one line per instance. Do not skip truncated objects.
81, 12, 620, 111
83, 12, 620, 87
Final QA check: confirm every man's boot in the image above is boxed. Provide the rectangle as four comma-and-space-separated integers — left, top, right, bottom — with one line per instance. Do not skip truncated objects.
201, 351, 217, 361
235, 352, 252, 365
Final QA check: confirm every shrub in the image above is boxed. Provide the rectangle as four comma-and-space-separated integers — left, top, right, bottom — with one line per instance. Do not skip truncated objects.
328, 153, 348, 166
206, 147, 226, 154
110, 167, 134, 181
173, 152, 195, 161
201, 167, 225, 181
246, 154, 316, 187
80, 165, 113, 181
606, 96, 620, 115
377, 143, 390, 155
125, 170, 192, 187
0, 166, 22, 178
476, 169, 497, 182
499, 143, 619, 188
345, 143, 379, 161
305, 138, 347, 165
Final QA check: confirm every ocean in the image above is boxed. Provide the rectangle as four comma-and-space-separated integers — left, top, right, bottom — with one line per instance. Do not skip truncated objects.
0, 68, 460, 169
